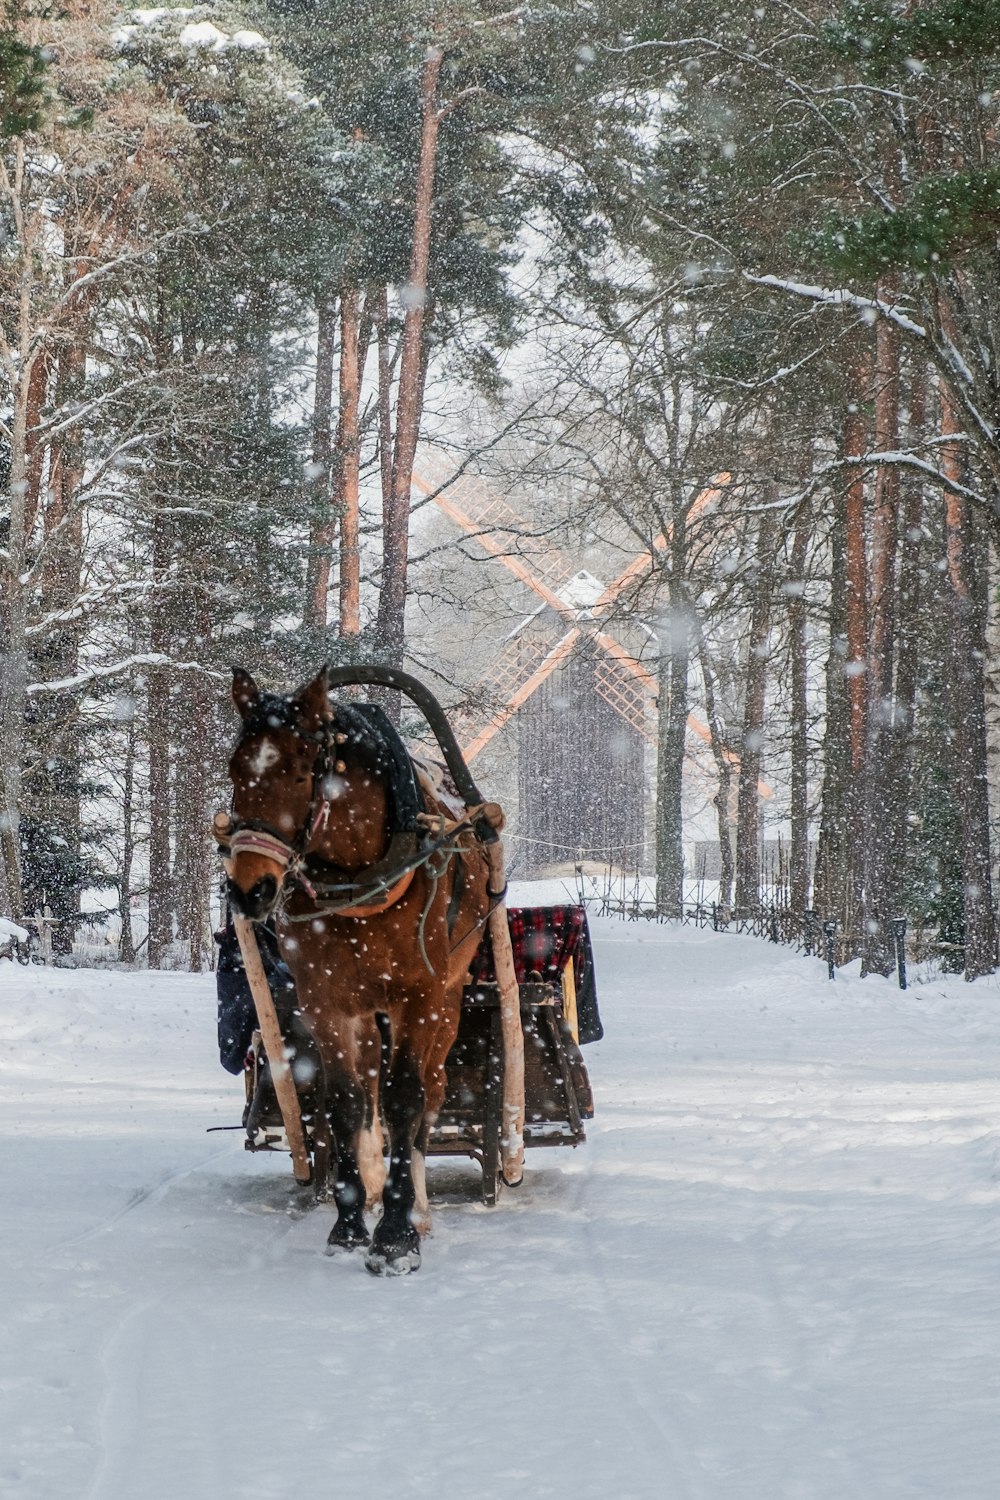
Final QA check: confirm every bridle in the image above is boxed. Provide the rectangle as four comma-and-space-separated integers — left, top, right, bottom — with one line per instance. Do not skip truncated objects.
219, 720, 336, 898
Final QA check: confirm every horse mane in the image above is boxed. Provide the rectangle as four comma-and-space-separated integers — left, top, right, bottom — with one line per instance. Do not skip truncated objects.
332, 703, 425, 835
234, 691, 306, 744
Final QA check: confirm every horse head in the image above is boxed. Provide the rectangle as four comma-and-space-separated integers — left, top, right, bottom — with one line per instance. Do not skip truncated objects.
223, 665, 335, 920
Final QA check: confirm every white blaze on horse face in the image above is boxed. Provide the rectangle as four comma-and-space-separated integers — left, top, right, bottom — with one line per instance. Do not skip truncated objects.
247, 737, 281, 781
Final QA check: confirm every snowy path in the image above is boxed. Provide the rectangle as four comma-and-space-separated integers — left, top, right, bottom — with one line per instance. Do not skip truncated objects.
3, 921, 999, 1499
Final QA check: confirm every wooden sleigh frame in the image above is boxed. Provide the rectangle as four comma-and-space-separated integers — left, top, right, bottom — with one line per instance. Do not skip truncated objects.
236, 908, 597, 1205
427, 947, 595, 1204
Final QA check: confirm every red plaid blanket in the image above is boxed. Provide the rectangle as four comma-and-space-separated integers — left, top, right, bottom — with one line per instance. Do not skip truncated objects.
468, 905, 602, 1043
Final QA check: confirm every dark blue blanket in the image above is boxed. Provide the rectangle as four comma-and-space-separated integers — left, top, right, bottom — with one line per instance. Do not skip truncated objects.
215, 917, 296, 1074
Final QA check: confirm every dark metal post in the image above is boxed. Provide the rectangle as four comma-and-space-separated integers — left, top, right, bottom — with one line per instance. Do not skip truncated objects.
769, 905, 779, 943
712, 901, 718, 932
823, 919, 837, 980
804, 908, 817, 956
891, 917, 907, 991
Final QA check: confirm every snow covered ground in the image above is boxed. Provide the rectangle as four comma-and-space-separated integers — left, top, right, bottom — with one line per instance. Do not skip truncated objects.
2, 918, 999, 1499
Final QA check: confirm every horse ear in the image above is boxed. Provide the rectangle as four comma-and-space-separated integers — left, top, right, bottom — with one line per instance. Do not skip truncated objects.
232, 667, 259, 722
294, 665, 332, 730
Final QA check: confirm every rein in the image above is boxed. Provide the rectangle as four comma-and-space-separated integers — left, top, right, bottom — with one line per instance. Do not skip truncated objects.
280, 818, 477, 924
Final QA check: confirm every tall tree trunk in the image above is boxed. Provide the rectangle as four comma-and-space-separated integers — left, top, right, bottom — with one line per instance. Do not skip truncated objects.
861, 315, 900, 975
0, 302, 38, 913
0, 141, 35, 918
843, 380, 869, 783
698, 634, 734, 913
304, 296, 337, 631
655, 611, 689, 918
813, 494, 851, 933
375, 46, 444, 669
146, 289, 174, 967
146, 521, 173, 968
735, 504, 777, 913
336, 286, 370, 638
172, 647, 212, 973
787, 520, 810, 913
885, 365, 925, 920
22, 347, 53, 543
29, 336, 87, 953
118, 705, 137, 964
0, 375, 31, 918
655, 520, 691, 918
841, 372, 871, 952
376, 287, 394, 516
941, 386, 996, 978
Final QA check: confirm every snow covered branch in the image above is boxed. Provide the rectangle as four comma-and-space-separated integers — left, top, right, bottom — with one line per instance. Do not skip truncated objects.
36, 376, 169, 443
780, 449, 992, 513
27, 656, 229, 699
24, 580, 173, 641
743, 274, 928, 339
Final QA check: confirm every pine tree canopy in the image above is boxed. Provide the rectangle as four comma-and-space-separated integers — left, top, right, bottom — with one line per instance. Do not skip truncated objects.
0, 20, 47, 139
831, 0, 1000, 70
811, 168, 1000, 274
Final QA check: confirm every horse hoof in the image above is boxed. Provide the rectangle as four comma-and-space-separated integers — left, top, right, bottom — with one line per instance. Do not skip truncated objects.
325, 1221, 370, 1255
364, 1244, 421, 1277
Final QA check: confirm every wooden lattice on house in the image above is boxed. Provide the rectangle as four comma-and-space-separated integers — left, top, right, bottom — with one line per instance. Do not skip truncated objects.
593, 655, 655, 740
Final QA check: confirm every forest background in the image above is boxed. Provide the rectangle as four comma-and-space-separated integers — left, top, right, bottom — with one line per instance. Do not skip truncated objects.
2, 0, 999, 981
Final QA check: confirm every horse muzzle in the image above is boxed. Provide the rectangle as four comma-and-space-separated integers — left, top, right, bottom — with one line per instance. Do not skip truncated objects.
228, 870, 280, 921
222, 825, 297, 920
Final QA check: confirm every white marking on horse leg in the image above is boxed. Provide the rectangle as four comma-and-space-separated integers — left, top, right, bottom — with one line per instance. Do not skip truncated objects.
358, 1122, 386, 1209
411, 1148, 431, 1237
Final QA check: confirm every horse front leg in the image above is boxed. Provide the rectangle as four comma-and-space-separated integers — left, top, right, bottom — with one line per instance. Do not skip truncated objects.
325, 1073, 371, 1252
308, 1018, 371, 1253
366, 1034, 424, 1276
357, 1013, 387, 1211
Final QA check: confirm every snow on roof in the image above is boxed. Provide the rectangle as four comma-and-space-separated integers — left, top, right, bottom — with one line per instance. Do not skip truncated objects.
560, 569, 607, 610
0, 916, 29, 942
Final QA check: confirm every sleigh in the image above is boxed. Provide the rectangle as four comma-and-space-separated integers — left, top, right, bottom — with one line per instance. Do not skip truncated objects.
214, 659, 604, 1260
221, 902, 600, 1205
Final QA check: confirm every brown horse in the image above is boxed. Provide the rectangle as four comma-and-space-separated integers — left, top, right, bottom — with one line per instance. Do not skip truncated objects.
224, 666, 493, 1274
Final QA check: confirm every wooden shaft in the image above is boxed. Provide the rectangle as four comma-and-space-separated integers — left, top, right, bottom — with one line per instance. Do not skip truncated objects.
232, 914, 312, 1185
484, 840, 524, 1185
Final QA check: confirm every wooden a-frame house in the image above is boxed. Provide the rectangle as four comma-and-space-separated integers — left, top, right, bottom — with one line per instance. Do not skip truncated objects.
412, 449, 731, 872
